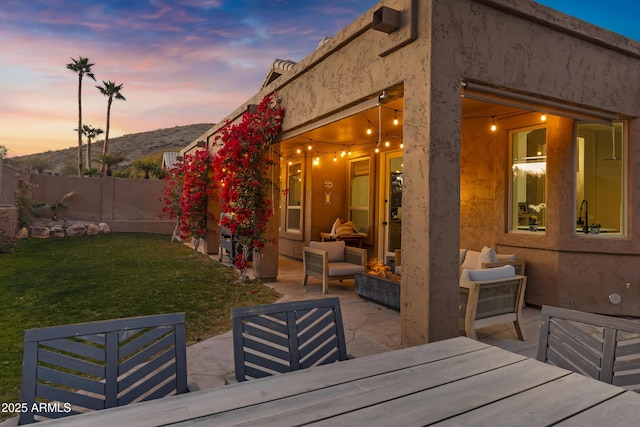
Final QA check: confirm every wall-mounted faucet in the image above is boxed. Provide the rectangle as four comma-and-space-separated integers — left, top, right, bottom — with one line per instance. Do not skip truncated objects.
578, 199, 589, 234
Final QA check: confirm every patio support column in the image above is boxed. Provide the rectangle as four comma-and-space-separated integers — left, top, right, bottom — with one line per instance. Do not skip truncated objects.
400, 50, 461, 344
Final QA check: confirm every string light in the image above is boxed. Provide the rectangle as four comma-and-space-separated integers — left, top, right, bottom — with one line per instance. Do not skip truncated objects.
333, 153, 337, 162
296, 148, 301, 154
540, 113, 547, 122
393, 110, 399, 126
340, 149, 346, 157
307, 144, 312, 150
375, 147, 380, 153
490, 116, 496, 132
385, 141, 390, 147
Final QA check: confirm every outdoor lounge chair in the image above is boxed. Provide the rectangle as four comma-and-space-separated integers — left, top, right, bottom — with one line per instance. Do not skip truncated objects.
537, 305, 640, 392
232, 297, 348, 382
459, 265, 527, 341
302, 240, 367, 294
18, 313, 188, 424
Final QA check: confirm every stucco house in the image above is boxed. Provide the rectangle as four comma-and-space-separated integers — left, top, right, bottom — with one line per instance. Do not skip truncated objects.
183, 0, 640, 345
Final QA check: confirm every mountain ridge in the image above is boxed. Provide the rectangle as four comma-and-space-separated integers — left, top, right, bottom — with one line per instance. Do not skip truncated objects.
10, 123, 214, 175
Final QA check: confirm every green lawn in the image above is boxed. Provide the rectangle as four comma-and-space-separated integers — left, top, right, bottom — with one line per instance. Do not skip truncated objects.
0, 233, 281, 419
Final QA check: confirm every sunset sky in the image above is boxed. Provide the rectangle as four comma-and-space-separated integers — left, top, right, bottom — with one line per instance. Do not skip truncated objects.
1, 0, 639, 157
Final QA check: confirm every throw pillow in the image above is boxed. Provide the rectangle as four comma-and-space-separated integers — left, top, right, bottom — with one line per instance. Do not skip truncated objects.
330, 218, 343, 236
461, 250, 481, 270
459, 249, 468, 265
336, 221, 358, 236
480, 246, 497, 266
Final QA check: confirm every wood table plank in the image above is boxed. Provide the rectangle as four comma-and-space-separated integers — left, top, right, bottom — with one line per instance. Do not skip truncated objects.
431, 373, 627, 427
305, 359, 571, 427
554, 391, 640, 427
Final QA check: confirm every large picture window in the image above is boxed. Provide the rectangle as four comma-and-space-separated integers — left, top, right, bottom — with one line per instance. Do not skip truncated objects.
575, 121, 626, 235
511, 126, 547, 232
285, 161, 302, 232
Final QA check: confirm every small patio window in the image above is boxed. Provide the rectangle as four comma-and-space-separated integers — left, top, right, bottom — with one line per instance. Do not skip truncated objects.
575, 121, 626, 236
286, 161, 302, 232
510, 126, 547, 232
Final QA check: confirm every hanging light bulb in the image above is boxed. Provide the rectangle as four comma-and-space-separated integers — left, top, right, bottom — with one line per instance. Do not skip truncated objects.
375, 147, 380, 153
400, 143, 404, 149
393, 110, 399, 126
296, 148, 301, 154
307, 144, 312, 151
366, 127, 372, 135
347, 149, 352, 156
490, 116, 497, 132
385, 141, 390, 147
540, 113, 547, 122
333, 153, 337, 162
340, 149, 346, 157
288, 160, 292, 165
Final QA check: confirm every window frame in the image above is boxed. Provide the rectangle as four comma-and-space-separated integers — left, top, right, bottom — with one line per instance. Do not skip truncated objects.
574, 120, 627, 237
508, 124, 548, 233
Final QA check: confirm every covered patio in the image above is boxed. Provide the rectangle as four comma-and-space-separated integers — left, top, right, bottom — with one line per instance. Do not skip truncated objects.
185, 256, 541, 390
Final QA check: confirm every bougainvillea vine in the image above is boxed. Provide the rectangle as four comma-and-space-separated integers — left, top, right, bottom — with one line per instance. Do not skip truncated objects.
212, 94, 284, 280
160, 149, 216, 252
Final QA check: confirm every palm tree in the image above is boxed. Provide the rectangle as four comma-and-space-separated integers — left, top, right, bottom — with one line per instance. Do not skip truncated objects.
66, 56, 96, 176
96, 80, 126, 176
80, 124, 104, 171
97, 153, 125, 177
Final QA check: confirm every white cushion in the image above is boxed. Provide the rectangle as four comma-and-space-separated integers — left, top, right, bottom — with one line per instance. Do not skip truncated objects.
327, 262, 365, 276
461, 250, 481, 270
310, 241, 345, 262
496, 253, 517, 261
480, 246, 497, 264
330, 218, 343, 236
461, 265, 515, 282
459, 249, 468, 265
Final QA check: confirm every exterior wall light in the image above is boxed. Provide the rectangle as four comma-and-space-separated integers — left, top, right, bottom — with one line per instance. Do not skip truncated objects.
372, 6, 401, 34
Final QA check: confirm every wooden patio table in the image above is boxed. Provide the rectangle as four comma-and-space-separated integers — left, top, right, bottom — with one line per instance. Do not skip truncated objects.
38, 336, 640, 426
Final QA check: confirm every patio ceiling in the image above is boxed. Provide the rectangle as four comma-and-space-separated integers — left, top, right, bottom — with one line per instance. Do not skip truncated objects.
278, 97, 533, 159
280, 97, 405, 156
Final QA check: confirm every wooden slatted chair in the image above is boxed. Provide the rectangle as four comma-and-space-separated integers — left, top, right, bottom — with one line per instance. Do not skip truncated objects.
459, 265, 527, 341
537, 305, 640, 392
18, 313, 188, 424
302, 241, 367, 294
232, 297, 348, 382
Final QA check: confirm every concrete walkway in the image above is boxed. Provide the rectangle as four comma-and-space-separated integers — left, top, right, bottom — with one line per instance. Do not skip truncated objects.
186, 255, 541, 390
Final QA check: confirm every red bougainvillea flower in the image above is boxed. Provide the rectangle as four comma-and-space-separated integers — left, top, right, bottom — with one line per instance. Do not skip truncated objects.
212, 94, 284, 277
160, 149, 217, 246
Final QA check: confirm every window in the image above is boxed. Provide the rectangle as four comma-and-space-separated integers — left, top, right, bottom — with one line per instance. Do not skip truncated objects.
511, 126, 546, 232
575, 121, 626, 235
349, 158, 370, 233
285, 161, 302, 232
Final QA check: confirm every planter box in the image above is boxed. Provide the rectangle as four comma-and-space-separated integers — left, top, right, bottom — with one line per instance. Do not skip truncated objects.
354, 272, 400, 311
